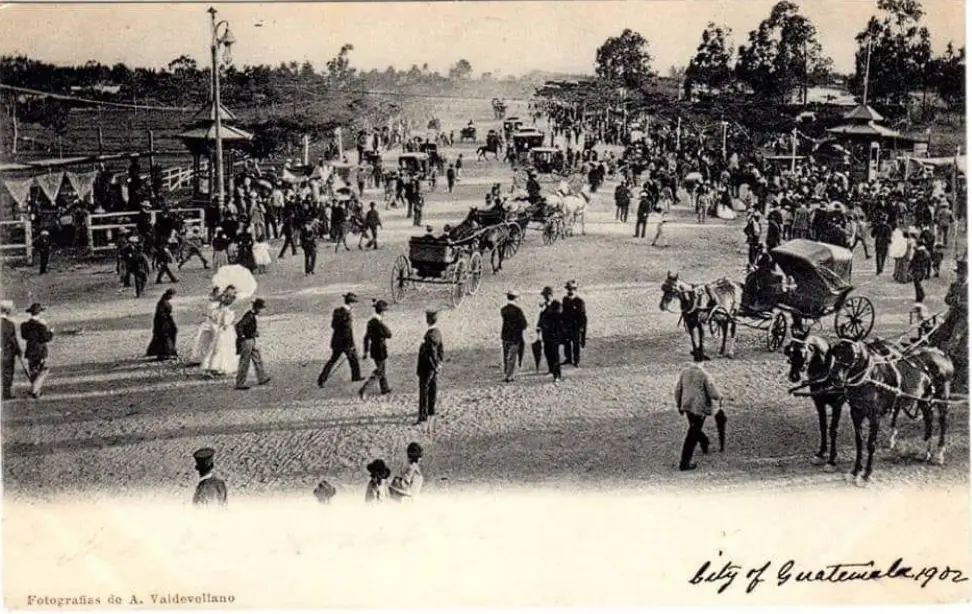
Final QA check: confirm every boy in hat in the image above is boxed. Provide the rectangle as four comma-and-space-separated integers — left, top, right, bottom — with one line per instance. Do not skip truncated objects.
360, 299, 393, 399
20, 303, 53, 399
318, 293, 364, 387
416, 310, 444, 427
191, 447, 228, 507
389, 442, 424, 501
364, 459, 391, 503
234, 298, 271, 390
32, 230, 52, 275
561, 281, 587, 368
1, 300, 21, 400
500, 290, 528, 382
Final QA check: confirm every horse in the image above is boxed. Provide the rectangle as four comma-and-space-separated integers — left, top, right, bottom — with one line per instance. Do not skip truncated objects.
477, 142, 501, 161
659, 272, 742, 362
546, 183, 590, 236
459, 126, 477, 142
827, 338, 954, 486
783, 335, 845, 469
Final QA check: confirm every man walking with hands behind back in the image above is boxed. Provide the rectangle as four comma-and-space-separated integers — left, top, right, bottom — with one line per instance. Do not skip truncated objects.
360, 299, 393, 399
318, 292, 364, 387
416, 309, 444, 429
500, 290, 528, 382
674, 361, 726, 471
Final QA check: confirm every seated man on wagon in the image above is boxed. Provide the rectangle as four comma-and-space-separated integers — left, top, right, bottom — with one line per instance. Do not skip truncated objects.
741, 247, 785, 314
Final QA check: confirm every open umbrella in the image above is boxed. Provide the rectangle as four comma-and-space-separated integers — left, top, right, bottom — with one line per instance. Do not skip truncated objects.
531, 338, 543, 372
256, 178, 273, 190
683, 171, 703, 184
211, 264, 258, 300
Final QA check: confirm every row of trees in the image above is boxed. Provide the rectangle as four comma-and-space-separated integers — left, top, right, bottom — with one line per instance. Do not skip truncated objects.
585, 0, 963, 114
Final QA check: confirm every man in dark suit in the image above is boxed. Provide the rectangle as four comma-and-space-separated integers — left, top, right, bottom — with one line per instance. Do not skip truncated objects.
300, 221, 318, 275
20, 303, 53, 399
871, 212, 893, 276
416, 310, 444, 427
318, 293, 363, 387
192, 447, 228, 507
360, 299, 393, 399
234, 298, 271, 390
561, 280, 587, 367
500, 290, 527, 382
32, 230, 52, 275
635, 191, 651, 238
1, 301, 21, 400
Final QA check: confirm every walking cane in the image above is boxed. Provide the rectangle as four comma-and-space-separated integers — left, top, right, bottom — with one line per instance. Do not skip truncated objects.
714, 400, 727, 452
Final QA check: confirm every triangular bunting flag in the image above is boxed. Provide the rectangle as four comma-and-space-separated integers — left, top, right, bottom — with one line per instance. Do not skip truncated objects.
35, 172, 64, 203
3, 177, 35, 211
65, 171, 99, 201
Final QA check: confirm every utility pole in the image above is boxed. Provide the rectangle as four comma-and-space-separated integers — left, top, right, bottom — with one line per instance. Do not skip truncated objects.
862, 37, 873, 107
791, 127, 798, 173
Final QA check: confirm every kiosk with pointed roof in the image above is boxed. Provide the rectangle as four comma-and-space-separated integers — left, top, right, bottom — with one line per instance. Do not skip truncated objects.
178, 101, 253, 202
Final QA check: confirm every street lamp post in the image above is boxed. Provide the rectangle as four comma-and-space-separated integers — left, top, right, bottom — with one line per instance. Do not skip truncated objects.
208, 6, 235, 210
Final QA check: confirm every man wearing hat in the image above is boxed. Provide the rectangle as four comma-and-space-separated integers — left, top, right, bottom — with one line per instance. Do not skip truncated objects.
635, 190, 652, 238
191, 447, 228, 507
32, 230, 52, 275
318, 293, 363, 387
561, 281, 587, 368
1, 301, 21, 400
300, 220, 318, 275
931, 256, 969, 392
416, 310, 444, 426
360, 299, 393, 398
500, 290, 528, 382
131, 243, 152, 298
234, 298, 271, 390
20, 303, 53, 399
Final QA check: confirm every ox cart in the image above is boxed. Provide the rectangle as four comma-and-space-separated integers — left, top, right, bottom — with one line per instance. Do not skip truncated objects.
724, 239, 875, 351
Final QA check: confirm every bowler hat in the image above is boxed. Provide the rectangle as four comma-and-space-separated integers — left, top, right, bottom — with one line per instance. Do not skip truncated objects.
343, 292, 358, 304
192, 447, 215, 463
25, 303, 44, 315
252, 298, 266, 310
373, 299, 388, 312
541, 286, 554, 297
565, 280, 578, 291
506, 289, 519, 299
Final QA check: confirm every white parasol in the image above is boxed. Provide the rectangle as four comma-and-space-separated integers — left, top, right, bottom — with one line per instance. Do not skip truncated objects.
211, 265, 258, 300
684, 171, 703, 184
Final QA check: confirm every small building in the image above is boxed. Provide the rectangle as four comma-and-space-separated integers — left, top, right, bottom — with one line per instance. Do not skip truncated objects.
824, 104, 927, 182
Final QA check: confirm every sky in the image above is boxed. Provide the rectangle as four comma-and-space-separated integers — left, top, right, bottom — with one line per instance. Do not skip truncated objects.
0, 1, 966, 77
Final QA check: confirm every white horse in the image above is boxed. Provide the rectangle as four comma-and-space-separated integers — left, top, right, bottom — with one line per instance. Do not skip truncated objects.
546, 181, 590, 235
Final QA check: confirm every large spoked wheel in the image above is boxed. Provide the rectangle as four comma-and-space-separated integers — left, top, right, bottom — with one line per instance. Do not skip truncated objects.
767, 312, 788, 352
506, 223, 523, 256
468, 251, 484, 295
390, 255, 410, 303
450, 260, 467, 307
835, 296, 875, 341
542, 219, 557, 245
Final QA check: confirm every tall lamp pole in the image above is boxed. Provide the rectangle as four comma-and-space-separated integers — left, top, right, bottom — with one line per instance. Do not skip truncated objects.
208, 6, 235, 210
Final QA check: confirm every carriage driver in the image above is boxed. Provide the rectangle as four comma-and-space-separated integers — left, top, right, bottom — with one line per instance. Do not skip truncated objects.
743, 248, 785, 313
526, 170, 543, 205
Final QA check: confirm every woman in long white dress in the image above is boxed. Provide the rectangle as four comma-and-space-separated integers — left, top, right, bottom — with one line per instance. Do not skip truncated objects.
201, 292, 239, 376
190, 287, 223, 364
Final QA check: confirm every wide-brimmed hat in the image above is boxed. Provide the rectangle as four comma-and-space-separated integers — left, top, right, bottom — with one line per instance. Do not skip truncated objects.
541, 286, 554, 297
25, 303, 44, 315
366, 459, 391, 479
506, 289, 519, 299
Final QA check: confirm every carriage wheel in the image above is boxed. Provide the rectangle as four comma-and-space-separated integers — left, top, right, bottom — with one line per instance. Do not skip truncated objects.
390, 255, 410, 303
542, 220, 557, 245
450, 260, 467, 307
835, 296, 875, 341
507, 223, 523, 256
766, 312, 788, 352
468, 252, 484, 295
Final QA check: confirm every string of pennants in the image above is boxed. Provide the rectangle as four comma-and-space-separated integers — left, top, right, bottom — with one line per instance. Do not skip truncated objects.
2, 171, 99, 211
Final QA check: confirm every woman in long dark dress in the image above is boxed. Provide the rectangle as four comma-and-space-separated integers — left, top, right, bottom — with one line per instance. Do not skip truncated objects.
146, 288, 178, 360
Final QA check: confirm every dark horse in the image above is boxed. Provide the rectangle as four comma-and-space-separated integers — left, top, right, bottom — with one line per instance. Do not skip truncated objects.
827, 338, 954, 486
783, 335, 845, 469
660, 272, 742, 362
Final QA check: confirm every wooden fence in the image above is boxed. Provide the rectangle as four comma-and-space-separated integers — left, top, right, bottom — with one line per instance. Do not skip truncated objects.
0, 217, 33, 264
86, 207, 205, 255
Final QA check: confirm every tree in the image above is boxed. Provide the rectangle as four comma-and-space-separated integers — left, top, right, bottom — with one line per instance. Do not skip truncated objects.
735, 1, 832, 104
931, 42, 965, 111
449, 59, 473, 81
684, 22, 735, 97
594, 29, 656, 90
850, 0, 933, 107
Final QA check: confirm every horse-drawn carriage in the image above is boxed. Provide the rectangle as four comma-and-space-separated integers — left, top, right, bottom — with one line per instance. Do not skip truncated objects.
418, 142, 444, 173
459, 125, 477, 142
528, 147, 564, 175
734, 239, 875, 351
398, 153, 430, 180
503, 117, 524, 141
512, 129, 546, 163
508, 199, 566, 248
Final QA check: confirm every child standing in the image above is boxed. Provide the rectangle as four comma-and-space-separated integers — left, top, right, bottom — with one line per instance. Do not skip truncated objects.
365, 459, 391, 503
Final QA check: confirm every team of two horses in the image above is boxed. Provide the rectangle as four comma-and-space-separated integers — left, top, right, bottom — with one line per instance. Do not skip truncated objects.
659, 272, 955, 487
